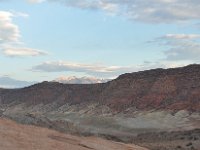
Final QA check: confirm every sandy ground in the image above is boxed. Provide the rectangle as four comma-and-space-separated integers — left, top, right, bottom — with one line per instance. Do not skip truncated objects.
0, 118, 148, 150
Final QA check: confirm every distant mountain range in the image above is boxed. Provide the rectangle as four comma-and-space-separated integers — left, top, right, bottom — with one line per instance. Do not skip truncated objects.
0, 76, 110, 88
0, 76, 36, 88
54, 76, 110, 84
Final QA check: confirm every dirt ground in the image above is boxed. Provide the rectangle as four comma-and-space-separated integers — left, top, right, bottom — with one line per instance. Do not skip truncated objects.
0, 118, 148, 150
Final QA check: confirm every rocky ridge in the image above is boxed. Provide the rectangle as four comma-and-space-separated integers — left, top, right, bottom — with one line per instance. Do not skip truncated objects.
0, 64, 200, 112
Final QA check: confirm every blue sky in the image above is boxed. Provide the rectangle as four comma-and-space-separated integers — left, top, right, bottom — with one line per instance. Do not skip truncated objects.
0, 0, 200, 84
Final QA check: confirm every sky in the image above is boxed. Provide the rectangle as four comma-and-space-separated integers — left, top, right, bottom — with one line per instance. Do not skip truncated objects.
0, 0, 200, 85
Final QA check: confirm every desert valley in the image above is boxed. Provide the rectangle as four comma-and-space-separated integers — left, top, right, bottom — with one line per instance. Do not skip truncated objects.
1, 1, 200, 149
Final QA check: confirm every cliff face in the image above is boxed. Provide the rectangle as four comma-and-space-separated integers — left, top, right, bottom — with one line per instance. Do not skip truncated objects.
1, 64, 200, 112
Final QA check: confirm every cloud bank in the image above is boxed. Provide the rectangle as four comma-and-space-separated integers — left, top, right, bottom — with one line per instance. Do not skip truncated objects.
32, 61, 134, 77
29, 0, 200, 23
31, 60, 188, 78
153, 34, 200, 61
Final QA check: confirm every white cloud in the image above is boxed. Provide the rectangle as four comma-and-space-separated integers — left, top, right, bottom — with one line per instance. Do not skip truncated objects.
0, 11, 48, 57
161, 34, 200, 40
27, 0, 46, 3
32, 61, 136, 77
0, 11, 20, 43
3, 47, 48, 57
30, 0, 200, 23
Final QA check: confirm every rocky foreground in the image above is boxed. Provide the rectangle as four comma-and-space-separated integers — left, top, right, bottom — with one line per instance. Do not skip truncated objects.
0, 118, 148, 150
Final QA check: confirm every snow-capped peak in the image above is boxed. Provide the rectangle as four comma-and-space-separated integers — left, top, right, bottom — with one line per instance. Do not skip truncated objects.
54, 76, 110, 84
